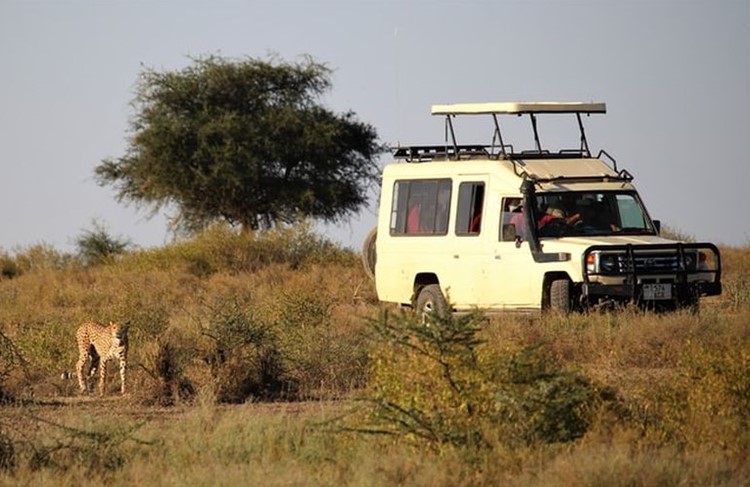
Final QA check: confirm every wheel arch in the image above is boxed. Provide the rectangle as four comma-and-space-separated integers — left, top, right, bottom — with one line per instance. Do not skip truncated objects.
412, 272, 440, 304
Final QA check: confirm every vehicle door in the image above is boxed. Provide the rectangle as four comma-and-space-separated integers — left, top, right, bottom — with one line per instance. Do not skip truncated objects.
446, 178, 488, 307
481, 196, 537, 308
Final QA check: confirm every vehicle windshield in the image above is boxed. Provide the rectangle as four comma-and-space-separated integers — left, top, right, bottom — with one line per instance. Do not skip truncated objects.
533, 191, 655, 238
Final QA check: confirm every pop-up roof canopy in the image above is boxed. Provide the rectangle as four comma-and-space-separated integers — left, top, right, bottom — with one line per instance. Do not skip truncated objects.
431, 101, 607, 115
419, 101, 608, 160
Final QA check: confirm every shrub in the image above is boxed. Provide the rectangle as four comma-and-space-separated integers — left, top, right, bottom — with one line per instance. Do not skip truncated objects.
135, 329, 196, 406
198, 295, 291, 403
492, 344, 604, 445
2, 244, 74, 277
361, 310, 609, 450
117, 222, 355, 277
269, 283, 367, 398
642, 342, 750, 454
0, 253, 19, 280
74, 220, 130, 267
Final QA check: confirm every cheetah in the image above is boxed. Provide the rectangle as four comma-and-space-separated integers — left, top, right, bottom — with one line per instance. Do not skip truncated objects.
76, 321, 129, 395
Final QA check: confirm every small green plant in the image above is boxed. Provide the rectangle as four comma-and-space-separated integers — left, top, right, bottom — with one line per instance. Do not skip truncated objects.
74, 219, 130, 266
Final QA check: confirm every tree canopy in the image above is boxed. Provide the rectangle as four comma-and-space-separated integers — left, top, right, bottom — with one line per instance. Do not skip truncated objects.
95, 55, 383, 233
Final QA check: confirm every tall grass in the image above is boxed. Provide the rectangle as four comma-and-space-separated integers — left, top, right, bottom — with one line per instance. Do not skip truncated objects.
0, 236, 748, 485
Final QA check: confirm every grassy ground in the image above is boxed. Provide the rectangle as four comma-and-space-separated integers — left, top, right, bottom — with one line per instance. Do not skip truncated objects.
1, 226, 748, 486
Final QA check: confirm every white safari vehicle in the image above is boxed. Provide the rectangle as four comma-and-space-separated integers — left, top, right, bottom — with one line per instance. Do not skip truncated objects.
363, 102, 722, 313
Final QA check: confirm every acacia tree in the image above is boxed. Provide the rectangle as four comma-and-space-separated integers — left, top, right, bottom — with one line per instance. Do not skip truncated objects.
96, 55, 382, 233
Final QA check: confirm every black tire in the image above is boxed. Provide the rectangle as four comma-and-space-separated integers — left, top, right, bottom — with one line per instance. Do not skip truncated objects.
415, 284, 447, 319
549, 279, 572, 313
361, 227, 377, 281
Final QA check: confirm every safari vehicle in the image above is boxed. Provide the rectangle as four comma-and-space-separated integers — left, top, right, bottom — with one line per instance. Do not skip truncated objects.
362, 101, 721, 313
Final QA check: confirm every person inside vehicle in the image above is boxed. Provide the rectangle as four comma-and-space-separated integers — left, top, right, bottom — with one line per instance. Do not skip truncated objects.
508, 200, 526, 240
537, 200, 581, 230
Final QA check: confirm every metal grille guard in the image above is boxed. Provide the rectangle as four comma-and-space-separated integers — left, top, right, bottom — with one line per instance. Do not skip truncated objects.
582, 243, 722, 297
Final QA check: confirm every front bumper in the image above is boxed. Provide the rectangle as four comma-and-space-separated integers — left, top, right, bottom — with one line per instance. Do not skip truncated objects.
581, 243, 722, 303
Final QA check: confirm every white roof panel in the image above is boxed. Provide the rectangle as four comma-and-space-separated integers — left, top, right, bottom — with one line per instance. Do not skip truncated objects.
431, 101, 606, 115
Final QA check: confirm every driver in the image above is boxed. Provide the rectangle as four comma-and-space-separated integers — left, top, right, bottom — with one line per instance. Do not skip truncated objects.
537, 200, 582, 230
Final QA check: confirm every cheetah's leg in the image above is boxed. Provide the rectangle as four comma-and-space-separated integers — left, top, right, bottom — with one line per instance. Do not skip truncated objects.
98, 359, 107, 396
119, 357, 127, 394
76, 352, 87, 393
88, 349, 100, 393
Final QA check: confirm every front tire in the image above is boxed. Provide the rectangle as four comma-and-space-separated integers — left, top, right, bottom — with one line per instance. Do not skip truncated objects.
549, 279, 572, 313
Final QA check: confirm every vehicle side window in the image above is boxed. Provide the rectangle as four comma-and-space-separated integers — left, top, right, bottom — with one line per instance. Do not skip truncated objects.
500, 197, 524, 241
390, 179, 451, 235
455, 182, 485, 235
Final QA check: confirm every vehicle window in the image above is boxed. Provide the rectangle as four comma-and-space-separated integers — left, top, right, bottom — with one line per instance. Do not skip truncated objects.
455, 182, 485, 235
390, 179, 451, 235
616, 194, 647, 229
500, 197, 524, 241
533, 191, 653, 237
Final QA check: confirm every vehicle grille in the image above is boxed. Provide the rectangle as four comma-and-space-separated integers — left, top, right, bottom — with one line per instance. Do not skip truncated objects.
615, 252, 695, 273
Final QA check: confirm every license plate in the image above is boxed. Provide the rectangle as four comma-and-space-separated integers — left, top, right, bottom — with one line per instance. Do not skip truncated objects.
643, 283, 672, 300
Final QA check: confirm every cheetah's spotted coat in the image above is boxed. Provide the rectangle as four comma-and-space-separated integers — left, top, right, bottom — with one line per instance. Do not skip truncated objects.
76, 321, 129, 395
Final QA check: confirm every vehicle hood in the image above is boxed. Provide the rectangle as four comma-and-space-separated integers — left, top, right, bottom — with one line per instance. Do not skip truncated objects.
539, 234, 686, 254
544, 235, 680, 247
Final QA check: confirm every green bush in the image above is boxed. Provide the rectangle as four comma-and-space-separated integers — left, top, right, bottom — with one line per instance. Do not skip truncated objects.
74, 220, 130, 267
362, 310, 609, 450
492, 344, 605, 444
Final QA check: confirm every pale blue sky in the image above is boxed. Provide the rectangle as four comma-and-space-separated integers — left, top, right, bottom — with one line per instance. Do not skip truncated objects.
1, 0, 748, 252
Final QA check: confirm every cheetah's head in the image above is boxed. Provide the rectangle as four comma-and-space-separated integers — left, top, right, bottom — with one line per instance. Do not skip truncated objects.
109, 321, 130, 347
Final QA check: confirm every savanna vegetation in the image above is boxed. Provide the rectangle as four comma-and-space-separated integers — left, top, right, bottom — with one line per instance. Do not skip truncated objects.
0, 225, 748, 486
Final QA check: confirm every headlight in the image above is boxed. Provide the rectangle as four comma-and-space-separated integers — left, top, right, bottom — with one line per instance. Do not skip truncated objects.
600, 254, 618, 273
586, 252, 619, 274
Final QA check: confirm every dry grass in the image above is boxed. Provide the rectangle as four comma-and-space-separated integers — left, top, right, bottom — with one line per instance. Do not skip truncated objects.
0, 235, 748, 485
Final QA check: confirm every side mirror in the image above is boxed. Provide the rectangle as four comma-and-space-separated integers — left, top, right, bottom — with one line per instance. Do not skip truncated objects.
653, 219, 661, 234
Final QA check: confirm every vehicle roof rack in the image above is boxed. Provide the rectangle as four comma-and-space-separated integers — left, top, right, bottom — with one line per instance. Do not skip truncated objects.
431, 101, 606, 115
431, 101, 606, 159
393, 145, 489, 162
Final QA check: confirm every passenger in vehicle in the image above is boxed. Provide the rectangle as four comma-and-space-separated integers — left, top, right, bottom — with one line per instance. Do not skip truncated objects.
537, 201, 581, 229
407, 202, 422, 233
470, 211, 482, 233
508, 201, 526, 240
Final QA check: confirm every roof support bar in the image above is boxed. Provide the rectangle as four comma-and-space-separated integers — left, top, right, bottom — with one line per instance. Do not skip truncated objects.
444, 115, 459, 159
529, 113, 542, 152
491, 114, 507, 157
576, 113, 591, 157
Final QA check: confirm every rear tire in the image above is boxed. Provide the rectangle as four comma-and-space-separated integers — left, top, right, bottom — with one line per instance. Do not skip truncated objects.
361, 227, 377, 281
415, 284, 447, 320
549, 279, 572, 313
